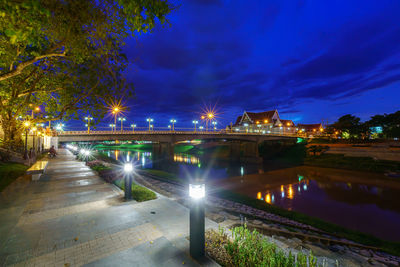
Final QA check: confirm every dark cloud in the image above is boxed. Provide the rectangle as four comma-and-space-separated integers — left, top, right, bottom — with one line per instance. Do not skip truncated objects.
113, 0, 400, 128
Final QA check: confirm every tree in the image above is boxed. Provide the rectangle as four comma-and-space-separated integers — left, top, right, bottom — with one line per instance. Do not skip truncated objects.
330, 114, 366, 139
366, 111, 400, 139
0, 0, 173, 148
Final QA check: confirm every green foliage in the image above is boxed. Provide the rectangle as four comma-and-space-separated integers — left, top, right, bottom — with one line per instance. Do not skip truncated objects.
0, 0, 173, 144
114, 178, 157, 202
0, 162, 28, 191
221, 225, 319, 267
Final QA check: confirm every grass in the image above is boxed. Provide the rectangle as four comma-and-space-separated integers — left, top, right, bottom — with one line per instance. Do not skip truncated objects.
304, 153, 400, 173
0, 162, 29, 192
114, 178, 157, 202
215, 189, 400, 256
141, 169, 183, 183
207, 225, 319, 267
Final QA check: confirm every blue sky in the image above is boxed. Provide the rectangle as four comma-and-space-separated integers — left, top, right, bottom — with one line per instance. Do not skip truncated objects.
72, 0, 400, 130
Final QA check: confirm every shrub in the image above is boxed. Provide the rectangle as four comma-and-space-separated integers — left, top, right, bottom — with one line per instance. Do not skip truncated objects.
210, 225, 319, 267
0, 150, 11, 162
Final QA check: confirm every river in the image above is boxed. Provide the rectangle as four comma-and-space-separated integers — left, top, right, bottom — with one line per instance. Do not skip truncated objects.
99, 148, 400, 242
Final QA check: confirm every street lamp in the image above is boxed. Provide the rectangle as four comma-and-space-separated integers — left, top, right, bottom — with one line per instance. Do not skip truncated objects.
170, 119, 176, 132
112, 107, 120, 132
123, 163, 133, 200
131, 124, 136, 133
146, 118, 153, 131
212, 121, 217, 131
109, 124, 115, 131
23, 121, 31, 159
31, 106, 40, 119
56, 123, 64, 131
168, 125, 171, 131
84, 116, 93, 133
189, 181, 205, 259
192, 120, 198, 132
118, 117, 126, 132
199, 126, 204, 132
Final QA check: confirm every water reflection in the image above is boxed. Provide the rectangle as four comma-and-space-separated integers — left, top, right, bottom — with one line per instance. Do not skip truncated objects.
98, 147, 400, 241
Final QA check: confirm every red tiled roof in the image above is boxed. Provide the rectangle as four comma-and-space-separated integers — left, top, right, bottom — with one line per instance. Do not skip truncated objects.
279, 119, 294, 126
245, 110, 276, 122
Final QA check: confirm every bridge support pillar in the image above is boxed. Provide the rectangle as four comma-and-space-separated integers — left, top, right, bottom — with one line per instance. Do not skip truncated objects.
152, 142, 174, 161
229, 141, 241, 162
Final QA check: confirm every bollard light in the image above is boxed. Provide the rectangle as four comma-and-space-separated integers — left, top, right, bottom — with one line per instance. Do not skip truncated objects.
189, 181, 206, 259
189, 184, 205, 199
124, 162, 133, 173
123, 163, 134, 200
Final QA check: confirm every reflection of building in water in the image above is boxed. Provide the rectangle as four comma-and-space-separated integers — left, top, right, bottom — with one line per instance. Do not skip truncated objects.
257, 176, 309, 203
174, 154, 200, 165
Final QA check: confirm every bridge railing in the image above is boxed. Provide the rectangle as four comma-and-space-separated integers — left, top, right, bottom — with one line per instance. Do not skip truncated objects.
58, 130, 300, 137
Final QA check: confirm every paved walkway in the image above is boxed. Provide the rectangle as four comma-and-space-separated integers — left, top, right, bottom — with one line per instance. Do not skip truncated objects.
0, 149, 218, 266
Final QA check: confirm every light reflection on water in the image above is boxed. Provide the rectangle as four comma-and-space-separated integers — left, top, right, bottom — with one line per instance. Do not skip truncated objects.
98, 148, 400, 241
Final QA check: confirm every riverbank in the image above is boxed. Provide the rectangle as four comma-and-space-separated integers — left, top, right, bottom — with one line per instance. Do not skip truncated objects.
135, 170, 400, 266
138, 167, 400, 257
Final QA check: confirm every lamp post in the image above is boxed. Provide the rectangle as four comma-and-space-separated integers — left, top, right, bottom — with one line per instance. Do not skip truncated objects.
109, 124, 115, 132
31, 106, 40, 119
23, 121, 30, 159
112, 107, 120, 133
131, 124, 136, 133
212, 121, 217, 131
85, 116, 93, 133
168, 125, 171, 131
31, 127, 37, 152
147, 118, 153, 132
123, 163, 133, 200
192, 120, 198, 132
170, 119, 176, 132
56, 123, 64, 132
189, 181, 205, 259
118, 117, 126, 132
199, 126, 204, 132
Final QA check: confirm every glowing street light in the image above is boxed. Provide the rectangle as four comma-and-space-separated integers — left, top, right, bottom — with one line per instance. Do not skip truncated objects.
85, 116, 93, 133
109, 124, 115, 131
55, 123, 64, 131
212, 121, 217, 131
168, 125, 171, 131
131, 124, 136, 133
170, 119, 176, 131
189, 180, 206, 259
118, 117, 126, 132
192, 120, 199, 132
123, 163, 133, 200
111, 106, 121, 133
199, 126, 204, 132
31, 106, 40, 119
146, 118, 153, 131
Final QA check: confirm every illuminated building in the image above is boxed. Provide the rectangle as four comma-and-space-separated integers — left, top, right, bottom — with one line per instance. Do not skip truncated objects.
232, 110, 296, 135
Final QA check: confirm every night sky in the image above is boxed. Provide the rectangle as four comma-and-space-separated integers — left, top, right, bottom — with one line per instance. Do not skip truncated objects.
76, 0, 400, 130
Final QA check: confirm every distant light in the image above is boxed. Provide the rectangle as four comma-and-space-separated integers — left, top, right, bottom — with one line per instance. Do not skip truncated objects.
124, 163, 133, 173
189, 183, 205, 199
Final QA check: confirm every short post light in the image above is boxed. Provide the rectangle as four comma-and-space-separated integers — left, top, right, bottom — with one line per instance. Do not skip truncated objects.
123, 163, 133, 200
118, 117, 126, 132
189, 180, 205, 259
109, 124, 115, 132
85, 116, 93, 134
192, 120, 198, 132
170, 119, 176, 132
146, 118, 153, 132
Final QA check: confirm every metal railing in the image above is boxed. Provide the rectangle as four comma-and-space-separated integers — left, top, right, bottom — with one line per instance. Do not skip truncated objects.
58, 130, 300, 137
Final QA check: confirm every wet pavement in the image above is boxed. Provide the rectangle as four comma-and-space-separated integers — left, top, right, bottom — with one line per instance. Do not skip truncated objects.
0, 149, 218, 266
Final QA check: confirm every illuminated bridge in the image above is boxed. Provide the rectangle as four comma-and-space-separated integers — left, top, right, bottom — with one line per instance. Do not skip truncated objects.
58, 130, 298, 161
